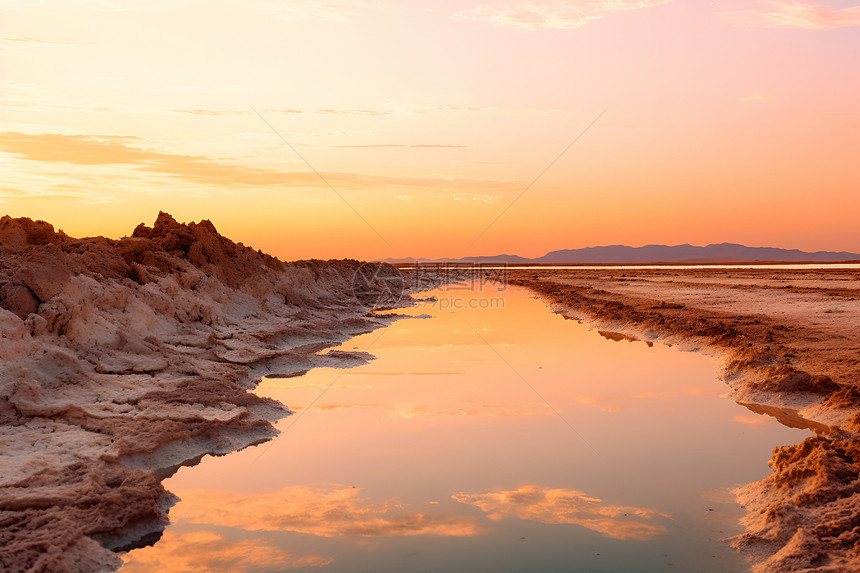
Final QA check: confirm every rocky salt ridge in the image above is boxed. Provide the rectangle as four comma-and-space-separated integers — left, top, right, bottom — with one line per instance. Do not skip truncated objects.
506, 269, 860, 573
0, 213, 462, 573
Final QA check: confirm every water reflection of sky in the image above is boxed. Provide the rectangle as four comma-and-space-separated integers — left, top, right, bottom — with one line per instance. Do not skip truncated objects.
121, 285, 810, 573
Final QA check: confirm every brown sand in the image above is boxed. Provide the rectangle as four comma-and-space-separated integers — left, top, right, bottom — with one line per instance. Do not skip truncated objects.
507, 267, 860, 573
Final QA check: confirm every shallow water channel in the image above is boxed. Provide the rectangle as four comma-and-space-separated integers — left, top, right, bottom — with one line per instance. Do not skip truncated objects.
121, 284, 810, 572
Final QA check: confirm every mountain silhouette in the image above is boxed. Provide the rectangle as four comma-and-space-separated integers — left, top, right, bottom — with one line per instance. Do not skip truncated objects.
386, 243, 860, 264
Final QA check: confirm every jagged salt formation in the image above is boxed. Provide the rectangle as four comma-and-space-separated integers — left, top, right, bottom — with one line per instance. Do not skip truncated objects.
0, 213, 453, 573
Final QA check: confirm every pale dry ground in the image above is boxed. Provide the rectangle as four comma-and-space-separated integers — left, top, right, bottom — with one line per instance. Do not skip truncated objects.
507, 267, 860, 573
534, 269, 860, 405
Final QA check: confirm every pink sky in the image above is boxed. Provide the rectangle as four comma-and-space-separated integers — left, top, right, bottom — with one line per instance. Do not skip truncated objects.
1, 0, 858, 259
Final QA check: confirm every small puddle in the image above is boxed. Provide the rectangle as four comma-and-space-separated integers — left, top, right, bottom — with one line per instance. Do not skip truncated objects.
120, 284, 810, 572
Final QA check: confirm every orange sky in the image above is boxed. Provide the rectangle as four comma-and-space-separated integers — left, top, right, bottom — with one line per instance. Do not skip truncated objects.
2, 0, 859, 260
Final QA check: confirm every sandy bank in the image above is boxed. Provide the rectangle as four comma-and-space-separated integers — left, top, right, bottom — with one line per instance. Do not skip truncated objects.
507, 267, 860, 573
0, 213, 461, 573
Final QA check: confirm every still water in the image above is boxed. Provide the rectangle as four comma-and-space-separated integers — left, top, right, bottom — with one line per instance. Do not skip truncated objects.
121, 284, 809, 572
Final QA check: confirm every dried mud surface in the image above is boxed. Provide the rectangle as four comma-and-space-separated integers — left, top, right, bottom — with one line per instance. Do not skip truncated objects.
507, 267, 860, 573
0, 213, 459, 573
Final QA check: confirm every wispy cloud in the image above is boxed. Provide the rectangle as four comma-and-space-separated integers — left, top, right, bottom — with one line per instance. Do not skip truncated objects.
450, 0, 672, 30
318, 108, 391, 116
728, 1, 860, 30
334, 144, 465, 148
175, 108, 302, 116
0, 185, 83, 200
453, 485, 670, 540
0, 36, 90, 48
313, 104, 428, 115
765, 0, 860, 29
174, 109, 250, 116
2, 37, 58, 44
171, 104, 557, 118
445, 105, 564, 115
0, 132, 508, 190
174, 107, 403, 117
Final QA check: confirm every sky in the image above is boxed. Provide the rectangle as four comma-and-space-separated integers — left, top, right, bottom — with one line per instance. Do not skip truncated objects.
1, 0, 859, 260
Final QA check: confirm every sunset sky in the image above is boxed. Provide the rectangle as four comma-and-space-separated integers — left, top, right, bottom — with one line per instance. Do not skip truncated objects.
2, 0, 858, 260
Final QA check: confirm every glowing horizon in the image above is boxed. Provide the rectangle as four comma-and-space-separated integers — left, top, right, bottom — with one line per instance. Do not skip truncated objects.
2, 0, 858, 261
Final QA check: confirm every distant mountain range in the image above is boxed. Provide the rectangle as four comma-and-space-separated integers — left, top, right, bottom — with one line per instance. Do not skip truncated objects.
384, 243, 860, 264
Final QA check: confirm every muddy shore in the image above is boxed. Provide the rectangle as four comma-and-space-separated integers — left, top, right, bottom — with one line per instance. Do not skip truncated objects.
507, 267, 860, 573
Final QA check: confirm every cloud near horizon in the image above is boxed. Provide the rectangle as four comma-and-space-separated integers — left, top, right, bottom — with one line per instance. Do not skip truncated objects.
0, 132, 509, 191
450, 0, 672, 30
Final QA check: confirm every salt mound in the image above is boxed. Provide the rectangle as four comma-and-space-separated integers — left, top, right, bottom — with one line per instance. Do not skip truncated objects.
0, 213, 455, 572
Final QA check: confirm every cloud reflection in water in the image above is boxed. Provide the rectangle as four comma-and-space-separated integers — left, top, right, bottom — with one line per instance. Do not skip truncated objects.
120, 531, 332, 572
176, 485, 484, 538
453, 485, 671, 540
